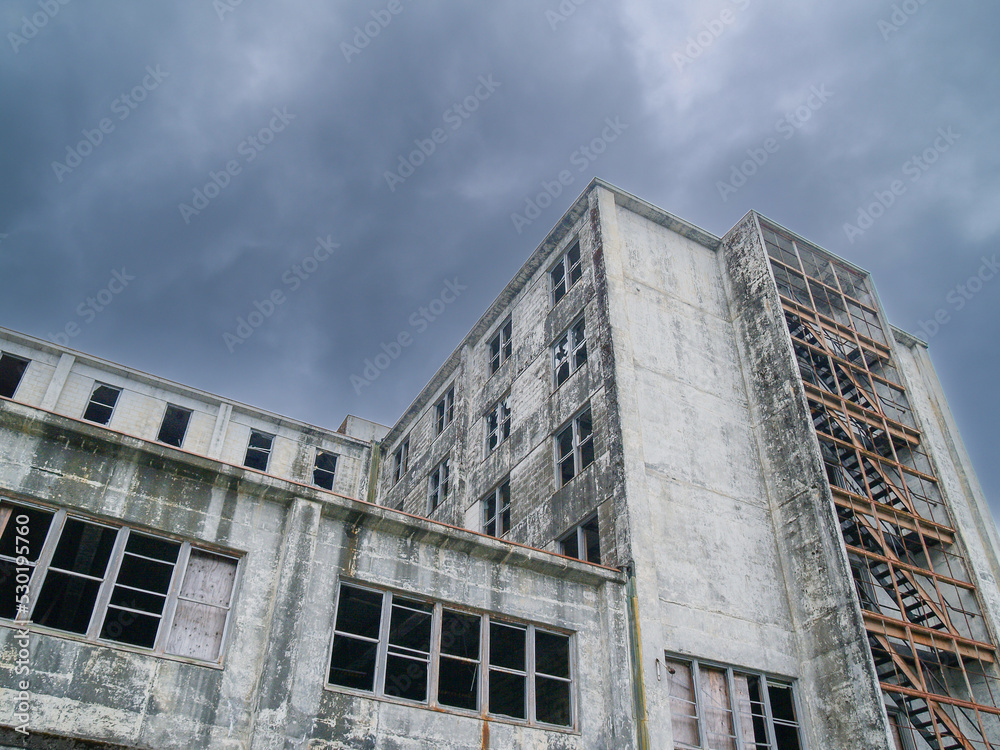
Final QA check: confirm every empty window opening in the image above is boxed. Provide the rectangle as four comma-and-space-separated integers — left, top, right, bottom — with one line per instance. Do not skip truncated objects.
551, 241, 582, 305
556, 407, 594, 486
535, 629, 572, 726
329, 584, 384, 692
438, 609, 481, 711
384, 596, 434, 703
392, 439, 409, 484
489, 620, 527, 720
0, 353, 29, 399
560, 515, 600, 564
486, 396, 511, 454
83, 383, 121, 425
0, 501, 54, 619
428, 458, 450, 512
666, 655, 803, 750
483, 480, 511, 538
313, 450, 338, 490
243, 430, 274, 471
489, 319, 513, 374
435, 387, 455, 435
553, 317, 588, 387
157, 404, 192, 448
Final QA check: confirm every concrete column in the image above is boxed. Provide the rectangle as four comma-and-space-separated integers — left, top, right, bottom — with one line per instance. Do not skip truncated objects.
39, 353, 74, 411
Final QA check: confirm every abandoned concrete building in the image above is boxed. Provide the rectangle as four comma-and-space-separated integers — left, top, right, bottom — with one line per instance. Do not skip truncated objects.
1, 178, 999, 749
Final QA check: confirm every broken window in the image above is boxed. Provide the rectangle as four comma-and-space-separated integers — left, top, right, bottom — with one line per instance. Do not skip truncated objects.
392, 439, 409, 484
435, 387, 455, 435
243, 429, 274, 471
83, 383, 121, 425
485, 395, 511, 454
553, 317, 587, 387
666, 655, 803, 750
489, 318, 513, 374
0, 498, 239, 662
0, 353, 29, 399
313, 450, 338, 490
556, 407, 594, 486
157, 404, 192, 447
327, 584, 573, 727
551, 240, 583, 305
428, 458, 450, 512
483, 480, 511, 538
560, 515, 600, 564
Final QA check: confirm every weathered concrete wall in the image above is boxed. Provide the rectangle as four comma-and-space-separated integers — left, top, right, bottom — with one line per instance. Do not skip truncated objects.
0, 397, 634, 749
716, 211, 892, 749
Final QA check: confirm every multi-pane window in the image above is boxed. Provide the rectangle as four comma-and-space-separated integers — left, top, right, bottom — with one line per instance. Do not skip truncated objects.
550, 240, 582, 305
560, 515, 600, 564
556, 407, 594, 486
83, 383, 121, 425
489, 319, 513, 375
553, 317, 587, 387
485, 395, 511, 454
313, 450, 338, 490
0, 353, 30, 399
666, 655, 803, 750
327, 583, 573, 727
243, 430, 274, 471
428, 458, 450, 512
392, 439, 409, 484
483, 480, 511, 538
0, 499, 238, 663
157, 404, 192, 448
435, 387, 455, 435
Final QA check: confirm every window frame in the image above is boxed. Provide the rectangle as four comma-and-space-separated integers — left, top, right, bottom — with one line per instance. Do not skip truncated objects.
0, 497, 241, 666
488, 318, 513, 376
313, 449, 338, 491
434, 387, 455, 436
392, 439, 409, 484
552, 315, 588, 388
482, 479, 511, 538
550, 240, 583, 306
665, 653, 805, 750
243, 429, 275, 471
82, 382, 122, 425
559, 514, 600, 564
427, 457, 450, 513
156, 403, 193, 448
485, 394, 512, 455
554, 406, 595, 487
0, 352, 30, 399
325, 580, 576, 730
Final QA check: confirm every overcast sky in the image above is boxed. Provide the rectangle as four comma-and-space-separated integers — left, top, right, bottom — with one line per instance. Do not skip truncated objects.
1, 1, 997, 518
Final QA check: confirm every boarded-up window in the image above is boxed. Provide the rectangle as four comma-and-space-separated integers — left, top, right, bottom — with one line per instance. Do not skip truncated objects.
166, 550, 238, 661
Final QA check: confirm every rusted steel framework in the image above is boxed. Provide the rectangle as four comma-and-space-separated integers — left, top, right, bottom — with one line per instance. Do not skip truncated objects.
761, 220, 1000, 750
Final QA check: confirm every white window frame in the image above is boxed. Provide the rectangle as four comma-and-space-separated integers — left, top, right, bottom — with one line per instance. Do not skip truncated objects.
83, 382, 122, 425
157, 403, 193, 448
392, 439, 409, 484
550, 240, 582, 306
482, 479, 511, 538
488, 318, 513, 375
325, 581, 576, 729
554, 406, 594, 487
243, 429, 274, 471
0, 352, 30, 399
559, 514, 600, 564
665, 653, 805, 750
485, 395, 511, 455
552, 316, 588, 388
428, 457, 450, 512
435, 387, 455, 436
0, 498, 240, 665
313, 449, 338, 490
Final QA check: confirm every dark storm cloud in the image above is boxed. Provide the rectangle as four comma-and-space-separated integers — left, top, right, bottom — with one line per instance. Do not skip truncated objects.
1, 0, 997, 515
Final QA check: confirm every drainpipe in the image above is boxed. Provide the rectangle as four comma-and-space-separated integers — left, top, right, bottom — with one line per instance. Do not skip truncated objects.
366, 441, 381, 505
626, 564, 651, 750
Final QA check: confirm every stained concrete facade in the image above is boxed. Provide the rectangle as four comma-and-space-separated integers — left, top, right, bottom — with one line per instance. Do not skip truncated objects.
1, 178, 998, 749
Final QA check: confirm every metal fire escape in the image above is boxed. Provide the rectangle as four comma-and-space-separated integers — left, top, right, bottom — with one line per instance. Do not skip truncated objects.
761, 221, 1000, 750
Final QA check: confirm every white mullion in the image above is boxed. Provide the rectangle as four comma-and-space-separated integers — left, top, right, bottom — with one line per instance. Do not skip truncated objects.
727, 667, 746, 750
762, 678, 779, 750
428, 603, 442, 708
23, 508, 65, 622
527, 624, 536, 724
482, 614, 490, 716
87, 525, 128, 640
692, 659, 707, 749
375, 591, 392, 698
157, 541, 190, 654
